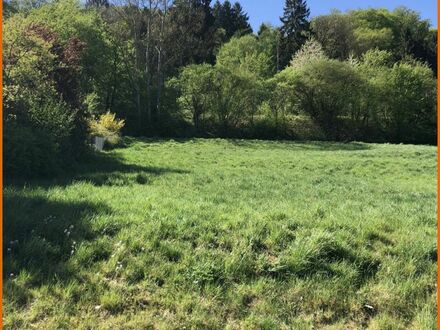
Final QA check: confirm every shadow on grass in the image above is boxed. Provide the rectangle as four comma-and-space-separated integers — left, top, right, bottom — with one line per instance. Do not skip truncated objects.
227, 139, 371, 151
6, 150, 190, 188
3, 147, 190, 294
3, 192, 113, 289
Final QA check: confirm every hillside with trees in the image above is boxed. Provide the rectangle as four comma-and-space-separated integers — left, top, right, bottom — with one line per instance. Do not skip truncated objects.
3, 0, 438, 177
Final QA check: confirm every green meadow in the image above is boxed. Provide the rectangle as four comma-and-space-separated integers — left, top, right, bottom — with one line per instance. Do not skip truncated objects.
4, 138, 437, 329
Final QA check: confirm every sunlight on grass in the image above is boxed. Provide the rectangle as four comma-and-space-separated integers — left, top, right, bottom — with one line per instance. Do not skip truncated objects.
4, 138, 437, 329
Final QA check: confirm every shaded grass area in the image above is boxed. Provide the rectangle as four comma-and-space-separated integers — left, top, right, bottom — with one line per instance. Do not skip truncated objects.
4, 138, 437, 329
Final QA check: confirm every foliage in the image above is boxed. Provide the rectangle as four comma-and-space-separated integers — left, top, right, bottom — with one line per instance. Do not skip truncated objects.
312, 7, 438, 72
25, 0, 114, 109
4, 122, 61, 178
311, 11, 355, 60
361, 59, 437, 144
167, 0, 219, 66
290, 38, 326, 68
257, 23, 281, 73
171, 35, 271, 134
279, 0, 311, 68
3, 13, 85, 177
360, 48, 394, 67
168, 64, 216, 130
274, 58, 367, 139
216, 34, 273, 79
89, 112, 126, 146
3, 0, 438, 181
212, 0, 252, 40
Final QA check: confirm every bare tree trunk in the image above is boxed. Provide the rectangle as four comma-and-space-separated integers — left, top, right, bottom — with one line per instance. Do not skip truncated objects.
132, 7, 143, 133
156, 46, 162, 122
107, 48, 119, 111
145, 0, 152, 125
156, 0, 167, 123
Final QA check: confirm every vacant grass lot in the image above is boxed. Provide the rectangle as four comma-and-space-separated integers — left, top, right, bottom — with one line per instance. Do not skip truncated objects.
4, 138, 437, 329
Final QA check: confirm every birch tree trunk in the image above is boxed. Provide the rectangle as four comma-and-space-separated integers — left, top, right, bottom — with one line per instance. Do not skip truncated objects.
156, 0, 168, 123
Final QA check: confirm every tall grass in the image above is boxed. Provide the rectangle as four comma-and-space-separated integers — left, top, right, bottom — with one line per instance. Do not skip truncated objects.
4, 138, 437, 329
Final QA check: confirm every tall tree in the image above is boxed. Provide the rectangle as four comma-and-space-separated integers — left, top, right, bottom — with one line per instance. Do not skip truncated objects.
279, 0, 310, 68
311, 11, 355, 60
167, 0, 217, 66
213, 0, 252, 41
231, 2, 252, 35
257, 23, 281, 73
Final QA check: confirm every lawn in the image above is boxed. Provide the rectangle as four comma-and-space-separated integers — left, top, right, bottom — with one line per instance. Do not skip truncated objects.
4, 138, 437, 329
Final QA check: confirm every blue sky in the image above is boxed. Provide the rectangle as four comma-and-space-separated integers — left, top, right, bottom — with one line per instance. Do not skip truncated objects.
229, 0, 438, 31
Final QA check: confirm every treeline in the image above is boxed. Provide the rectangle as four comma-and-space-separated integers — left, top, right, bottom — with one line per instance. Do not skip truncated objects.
3, 0, 438, 177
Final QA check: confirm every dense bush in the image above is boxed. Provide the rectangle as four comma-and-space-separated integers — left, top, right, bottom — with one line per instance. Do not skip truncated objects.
3, 0, 116, 178
3, 13, 88, 178
170, 36, 270, 135
275, 59, 366, 140
361, 58, 437, 144
4, 123, 60, 178
168, 64, 217, 131
89, 112, 125, 146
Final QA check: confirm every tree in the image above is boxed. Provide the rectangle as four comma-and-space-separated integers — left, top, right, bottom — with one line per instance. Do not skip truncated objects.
276, 59, 365, 139
171, 35, 270, 134
213, 0, 252, 41
391, 7, 437, 74
311, 11, 355, 60
279, 0, 310, 68
216, 34, 272, 79
3, 16, 86, 176
216, 35, 270, 127
168, 64, 216, 130
290, 38, 326, 69
358, 54, 437, 144
423, 28, 437, 75
257, 23, 281, 73
107, 0, 165, 132
392, 7, 431, 59
167, 0, 218, 67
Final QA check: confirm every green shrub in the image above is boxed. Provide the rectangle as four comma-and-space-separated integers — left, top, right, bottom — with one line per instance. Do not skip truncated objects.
88, 112, 125, 147
4, 123, 59, 178
274, 59, 366, 140
3, 13, 88, 178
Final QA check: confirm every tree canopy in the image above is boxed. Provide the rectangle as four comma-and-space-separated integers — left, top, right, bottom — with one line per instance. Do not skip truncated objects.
3, 0, 437, 177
